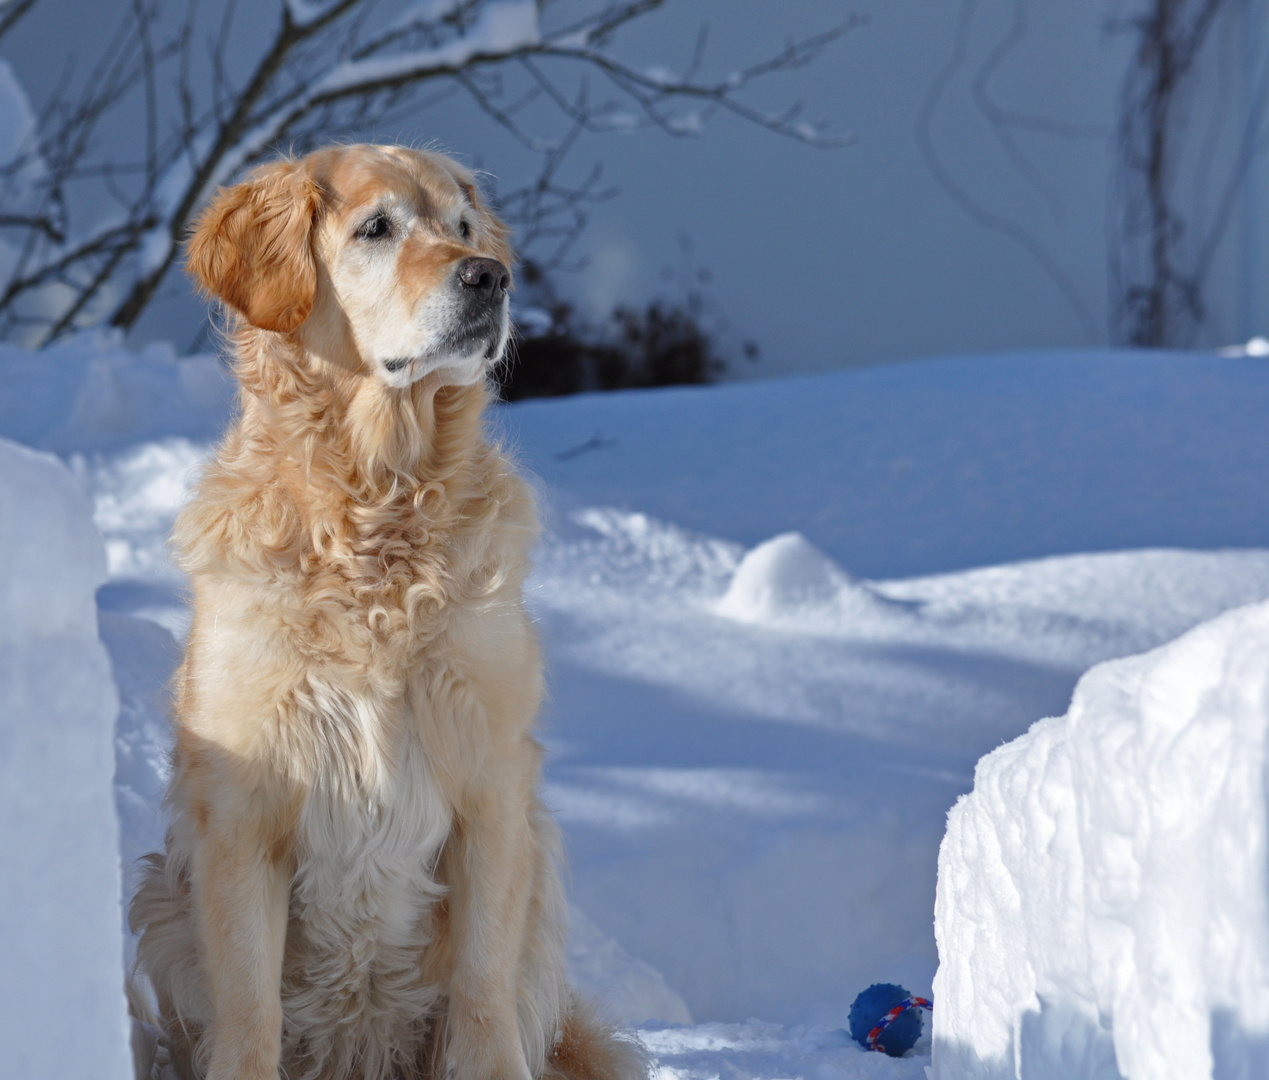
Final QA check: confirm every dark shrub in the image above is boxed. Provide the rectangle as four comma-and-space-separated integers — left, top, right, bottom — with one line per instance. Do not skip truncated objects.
501, 295, 728, 401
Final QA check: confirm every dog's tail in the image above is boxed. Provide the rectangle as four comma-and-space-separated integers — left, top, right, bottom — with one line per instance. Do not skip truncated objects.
545, 997, 650, 1080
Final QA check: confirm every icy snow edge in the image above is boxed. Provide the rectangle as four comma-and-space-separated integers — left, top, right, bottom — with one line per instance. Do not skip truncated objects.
931, 599, 1269, 1080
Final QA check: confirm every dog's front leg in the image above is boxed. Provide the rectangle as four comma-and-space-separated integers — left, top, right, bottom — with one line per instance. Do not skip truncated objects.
189, 780, 291, 1080
444, 751, 539, 1080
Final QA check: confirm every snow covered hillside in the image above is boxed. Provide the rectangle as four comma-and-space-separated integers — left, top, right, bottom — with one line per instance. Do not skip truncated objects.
507, 349, 1269, 578
5, 338, 1269, 1078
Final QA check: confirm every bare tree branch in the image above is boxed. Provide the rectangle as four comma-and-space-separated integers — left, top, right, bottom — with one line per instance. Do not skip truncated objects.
0, 0, 857, 344
0, 0, 38, 43
1110, 0, 1230, 347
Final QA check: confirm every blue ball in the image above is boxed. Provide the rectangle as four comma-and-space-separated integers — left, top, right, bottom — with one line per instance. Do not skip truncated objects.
848, 983, 923, 1057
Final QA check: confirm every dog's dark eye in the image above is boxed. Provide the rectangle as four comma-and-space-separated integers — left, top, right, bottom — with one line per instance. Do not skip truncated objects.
459, 219, 472, 241
356, 213, 392, 242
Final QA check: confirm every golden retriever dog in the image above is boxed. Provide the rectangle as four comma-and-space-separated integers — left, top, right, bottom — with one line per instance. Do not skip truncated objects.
129, 144, 644, 1080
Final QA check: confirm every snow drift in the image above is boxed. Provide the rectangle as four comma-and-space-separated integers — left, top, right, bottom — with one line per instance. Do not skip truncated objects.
0, 436, 131, 1079
932, 600, 1269, 1080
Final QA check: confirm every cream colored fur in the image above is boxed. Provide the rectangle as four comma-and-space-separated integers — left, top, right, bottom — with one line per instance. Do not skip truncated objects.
128, 145, 645, 1080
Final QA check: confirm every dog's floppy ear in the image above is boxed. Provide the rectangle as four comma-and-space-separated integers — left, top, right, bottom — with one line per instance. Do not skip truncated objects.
186, 160, 323, 333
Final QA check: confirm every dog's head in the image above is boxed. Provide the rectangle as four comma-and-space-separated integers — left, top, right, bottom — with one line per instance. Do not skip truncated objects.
186, 144, 513, 389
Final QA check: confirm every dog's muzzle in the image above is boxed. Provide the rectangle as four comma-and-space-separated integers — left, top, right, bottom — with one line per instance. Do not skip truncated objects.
450, 257, 510, 357
458, 257, 510, 306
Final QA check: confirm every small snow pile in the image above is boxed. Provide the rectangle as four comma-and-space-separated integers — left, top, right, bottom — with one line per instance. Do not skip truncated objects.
715, 532, 907, 631
0, 437, 131, 1079
932, 601, 1269, 1080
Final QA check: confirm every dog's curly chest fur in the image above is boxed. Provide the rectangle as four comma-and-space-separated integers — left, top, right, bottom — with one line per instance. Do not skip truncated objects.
280, 707, 454, 1080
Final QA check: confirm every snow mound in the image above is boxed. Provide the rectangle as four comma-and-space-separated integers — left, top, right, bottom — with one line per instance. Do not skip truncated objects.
715, 532, 908, 630
932, 600, 1269, 1080
0, 437, 131, 1079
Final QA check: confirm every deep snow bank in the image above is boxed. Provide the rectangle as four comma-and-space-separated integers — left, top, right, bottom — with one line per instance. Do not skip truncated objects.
0, 437, 131, 1079
932, 600, 1269, 1080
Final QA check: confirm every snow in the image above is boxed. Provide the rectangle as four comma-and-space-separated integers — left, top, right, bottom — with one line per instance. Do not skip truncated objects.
1219, 336, 1269, 358
206, 0, 542, 204
387, 2, 467, 33
567, 905, 693, 1026
520, 514, 1269, 1031
7, 338, 1269, 1078
1247, 337, 1269, 357
595, 110, 643, 133
504, 351, 1269, 578
714, 532, 906, 630
663, 112, 703, 137
933, 601, 1269, 1079
0, 333, 232, 454
282, 0, 334, 29
318, 0, 539, 93
642, 66, 678, 88
639, 1021, 929, 1080
0, 436, 130, 1079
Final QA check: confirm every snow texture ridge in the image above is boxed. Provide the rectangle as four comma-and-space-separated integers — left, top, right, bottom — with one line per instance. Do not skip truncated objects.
0, 436, 131, 1079
933, 600, 1269, 1080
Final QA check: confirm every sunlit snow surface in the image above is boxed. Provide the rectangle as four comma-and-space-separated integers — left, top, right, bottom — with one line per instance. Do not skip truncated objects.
638, 1022, 929, 1080
934, 602, 1269, 1080
24, 344, 1269, 1077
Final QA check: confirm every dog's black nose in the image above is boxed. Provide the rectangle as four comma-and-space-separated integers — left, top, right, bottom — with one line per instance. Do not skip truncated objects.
457, 257, 510, 303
